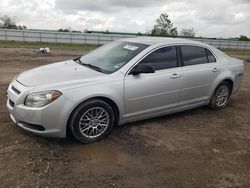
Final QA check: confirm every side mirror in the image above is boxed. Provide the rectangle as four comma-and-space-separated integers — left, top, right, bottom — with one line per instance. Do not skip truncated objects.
130, 64, 155, 75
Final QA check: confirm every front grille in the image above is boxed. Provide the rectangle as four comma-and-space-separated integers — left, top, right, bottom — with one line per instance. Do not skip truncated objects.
9, 99, 15, 108
11, 86, 21, 95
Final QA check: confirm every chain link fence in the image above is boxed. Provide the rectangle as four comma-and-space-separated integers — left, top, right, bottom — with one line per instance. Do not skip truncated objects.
1, 29, 250, 50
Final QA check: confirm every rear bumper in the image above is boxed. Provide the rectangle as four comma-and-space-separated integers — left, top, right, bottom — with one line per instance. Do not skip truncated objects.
232, 72, 244, 94
6, 79, 71, 138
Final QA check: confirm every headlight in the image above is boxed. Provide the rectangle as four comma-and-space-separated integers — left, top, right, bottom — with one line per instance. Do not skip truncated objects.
24, 90, 62, 108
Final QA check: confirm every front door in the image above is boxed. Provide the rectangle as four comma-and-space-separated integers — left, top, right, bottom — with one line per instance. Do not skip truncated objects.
124, 46, 182, 119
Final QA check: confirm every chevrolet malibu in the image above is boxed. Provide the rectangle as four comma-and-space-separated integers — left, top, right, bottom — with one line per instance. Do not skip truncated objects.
6, 37, 244, 143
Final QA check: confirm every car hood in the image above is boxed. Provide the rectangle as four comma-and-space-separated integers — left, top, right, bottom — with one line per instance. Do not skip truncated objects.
16, 60, 105, 87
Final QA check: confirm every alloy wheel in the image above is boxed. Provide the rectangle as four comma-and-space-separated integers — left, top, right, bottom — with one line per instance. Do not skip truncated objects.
79, 107, 110, 138
215, 85, 229, 107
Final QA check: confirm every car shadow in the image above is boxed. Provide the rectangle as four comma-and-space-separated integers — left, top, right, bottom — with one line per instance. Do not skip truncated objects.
26, 101, 234, 147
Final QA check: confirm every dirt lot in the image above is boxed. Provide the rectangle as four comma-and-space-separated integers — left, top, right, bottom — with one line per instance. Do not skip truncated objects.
0, 48, 250, 188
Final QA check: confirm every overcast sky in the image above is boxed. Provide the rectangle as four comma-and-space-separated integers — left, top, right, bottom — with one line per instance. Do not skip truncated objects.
0, 0, 250, 38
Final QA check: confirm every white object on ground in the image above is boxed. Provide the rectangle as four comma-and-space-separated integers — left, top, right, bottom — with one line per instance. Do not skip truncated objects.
39, 47, 50, 53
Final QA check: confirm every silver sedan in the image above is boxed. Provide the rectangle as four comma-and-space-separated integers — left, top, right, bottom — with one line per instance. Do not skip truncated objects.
6, 37, 244, 143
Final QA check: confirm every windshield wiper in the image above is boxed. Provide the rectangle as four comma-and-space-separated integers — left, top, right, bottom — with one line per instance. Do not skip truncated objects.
73, 57, 104, 73
73, 56, 82, 63
81, 63, 102, 72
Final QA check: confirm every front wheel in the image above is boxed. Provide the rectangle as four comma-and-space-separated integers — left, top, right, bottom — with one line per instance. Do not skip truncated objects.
69, 99, 115, 143
209, 81, 232, 110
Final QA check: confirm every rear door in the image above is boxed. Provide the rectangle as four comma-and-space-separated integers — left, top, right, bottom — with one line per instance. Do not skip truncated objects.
179, 45, 220, 107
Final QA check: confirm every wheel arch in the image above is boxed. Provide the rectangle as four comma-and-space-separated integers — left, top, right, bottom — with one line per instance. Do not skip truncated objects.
66, 96, 120, 137
222, 79, 233, 93
209, 69, 235, 97
209, 76, 234, 100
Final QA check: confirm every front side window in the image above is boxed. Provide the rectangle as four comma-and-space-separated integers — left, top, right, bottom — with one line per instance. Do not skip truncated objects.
79, 41, 148, 73
139, 46, 178, 70
181, 46, 208, 66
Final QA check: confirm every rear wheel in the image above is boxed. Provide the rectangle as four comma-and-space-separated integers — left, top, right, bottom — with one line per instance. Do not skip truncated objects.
69, 99, 114, 143
209, 81, 232, 110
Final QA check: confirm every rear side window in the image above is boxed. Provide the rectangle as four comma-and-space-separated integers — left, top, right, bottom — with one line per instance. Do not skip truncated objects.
140, 46, 178, 70
181, 46, 208, 66
206, 49, 216, 63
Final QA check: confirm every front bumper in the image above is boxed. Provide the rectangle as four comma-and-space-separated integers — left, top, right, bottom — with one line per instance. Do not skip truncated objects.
6, 79, 71, 138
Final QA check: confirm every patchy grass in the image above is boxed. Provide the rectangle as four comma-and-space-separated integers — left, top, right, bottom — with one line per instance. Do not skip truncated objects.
0, 40, 99, 51
220, 48, 250, 56
0, 40, 250, 57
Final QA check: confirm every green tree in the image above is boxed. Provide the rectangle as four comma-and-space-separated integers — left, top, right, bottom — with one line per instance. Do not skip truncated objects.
104, 30, 110, 34
151, 13, 178, 37
180, 28, 196, 38
58, 28, 70, 32
239, 35, 248, 41
0, 15, 26, 29
72, 30, 81, 33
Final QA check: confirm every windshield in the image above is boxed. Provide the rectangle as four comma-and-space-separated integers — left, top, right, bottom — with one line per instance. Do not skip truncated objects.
79, 41, 148, 73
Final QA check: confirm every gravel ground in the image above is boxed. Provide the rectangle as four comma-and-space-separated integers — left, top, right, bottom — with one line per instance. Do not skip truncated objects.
0, 48, 250, 188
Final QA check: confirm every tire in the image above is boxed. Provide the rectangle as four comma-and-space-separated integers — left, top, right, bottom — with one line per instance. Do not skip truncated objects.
69, 99, 115, 143
209, 81, 232, 110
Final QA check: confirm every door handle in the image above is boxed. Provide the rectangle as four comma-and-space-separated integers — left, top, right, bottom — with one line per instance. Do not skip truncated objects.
170, 73, 181, 79
212, 67, 220, 72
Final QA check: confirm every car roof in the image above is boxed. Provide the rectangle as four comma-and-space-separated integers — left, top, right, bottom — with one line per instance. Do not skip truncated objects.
119, 36, 207, 46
